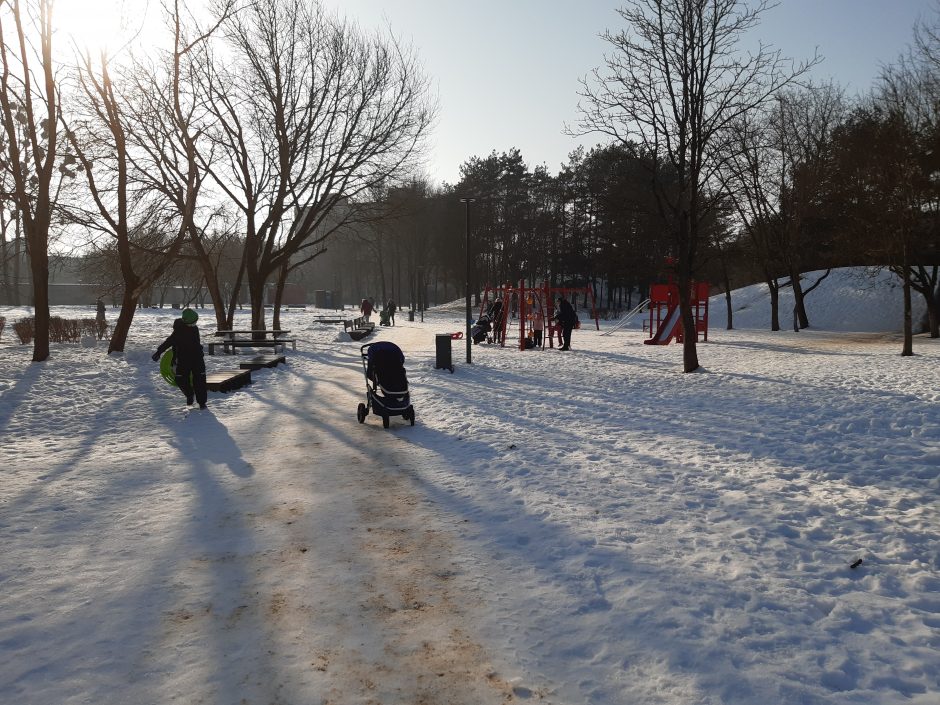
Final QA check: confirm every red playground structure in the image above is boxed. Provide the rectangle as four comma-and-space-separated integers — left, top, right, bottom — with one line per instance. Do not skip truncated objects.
644, 279, 710, 345
478, 280, 600, 350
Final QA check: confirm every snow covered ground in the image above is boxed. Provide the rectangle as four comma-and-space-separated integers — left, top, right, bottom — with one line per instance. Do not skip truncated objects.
1, 268, 938, 704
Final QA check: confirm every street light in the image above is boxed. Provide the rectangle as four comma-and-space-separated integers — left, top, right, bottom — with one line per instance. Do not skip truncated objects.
459, 196, 475, 364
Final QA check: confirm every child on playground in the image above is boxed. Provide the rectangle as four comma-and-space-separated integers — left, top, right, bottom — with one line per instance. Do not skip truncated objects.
529, 308, 544, 348
152, 307, 208, 409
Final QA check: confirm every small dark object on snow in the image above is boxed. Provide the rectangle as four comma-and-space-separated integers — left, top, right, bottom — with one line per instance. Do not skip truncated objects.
850, 558, 863, 569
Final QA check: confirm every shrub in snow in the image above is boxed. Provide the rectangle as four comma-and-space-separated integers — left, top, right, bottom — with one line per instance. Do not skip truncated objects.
49, 317, 82, 343
13, 317, 34, 345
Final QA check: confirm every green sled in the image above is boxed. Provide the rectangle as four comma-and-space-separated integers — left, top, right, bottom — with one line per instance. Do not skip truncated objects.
159, 349, 177, 386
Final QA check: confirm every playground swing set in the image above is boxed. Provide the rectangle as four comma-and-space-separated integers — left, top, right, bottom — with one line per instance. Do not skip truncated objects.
474, 262, 709, 350
477, 280, 600, 350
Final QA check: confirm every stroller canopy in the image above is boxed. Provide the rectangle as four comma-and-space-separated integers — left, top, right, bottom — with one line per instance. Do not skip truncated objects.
366, 341, 408, 395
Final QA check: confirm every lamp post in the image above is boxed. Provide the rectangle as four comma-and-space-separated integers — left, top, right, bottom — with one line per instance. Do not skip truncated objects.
417, 266, 425, 322
459, 197, 475, 364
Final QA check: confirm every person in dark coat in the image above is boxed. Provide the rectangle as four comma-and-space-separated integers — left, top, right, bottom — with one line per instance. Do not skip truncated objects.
487, 299, 504, 344
95, 299, 107, 339
386, 299, 396, 326
360, 298, 374, 323
152, 308, 208, 408
556, 295, 577, 351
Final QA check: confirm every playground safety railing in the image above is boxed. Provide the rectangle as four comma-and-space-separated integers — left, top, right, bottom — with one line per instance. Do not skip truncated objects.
601, 299, 651, 336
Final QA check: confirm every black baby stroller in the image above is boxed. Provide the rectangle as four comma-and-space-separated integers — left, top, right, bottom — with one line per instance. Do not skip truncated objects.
357, 342, 415, 428
379, 308, 391, 326
470, 314, 491, 344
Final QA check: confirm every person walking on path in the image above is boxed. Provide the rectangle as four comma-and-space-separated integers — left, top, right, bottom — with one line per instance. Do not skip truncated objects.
95, 299, 107, 339
360, 298, 374, 323
152, 308, 208, 409
386, 299, 396, 326
556, 295, 577, 351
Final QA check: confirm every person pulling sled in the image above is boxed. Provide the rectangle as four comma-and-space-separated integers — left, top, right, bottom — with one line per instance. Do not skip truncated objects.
152, 307, 208, 409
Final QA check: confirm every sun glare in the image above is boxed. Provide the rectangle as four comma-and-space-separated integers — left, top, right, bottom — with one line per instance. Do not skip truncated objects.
53, 0, 160, 55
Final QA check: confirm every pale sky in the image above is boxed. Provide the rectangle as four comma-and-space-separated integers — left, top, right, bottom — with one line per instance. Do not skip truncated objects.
58, 0, 939, 186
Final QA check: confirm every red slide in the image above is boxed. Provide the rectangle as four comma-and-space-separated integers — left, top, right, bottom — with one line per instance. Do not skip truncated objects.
644, 304, 682, 345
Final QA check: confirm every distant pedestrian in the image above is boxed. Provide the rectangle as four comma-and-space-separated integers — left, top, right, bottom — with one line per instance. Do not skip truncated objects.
95, 299, 107, 338
556, 295, 577, 351
386, 299, 396, 326
360, 297, 374, 323
152, 308, 208, 409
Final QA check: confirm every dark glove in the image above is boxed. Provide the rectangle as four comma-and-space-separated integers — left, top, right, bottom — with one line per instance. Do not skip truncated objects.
152, 352, 160, 362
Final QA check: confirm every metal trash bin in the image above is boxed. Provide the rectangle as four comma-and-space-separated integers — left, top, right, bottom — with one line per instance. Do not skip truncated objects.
408, 309, 415, 321
435, 334, 454, 372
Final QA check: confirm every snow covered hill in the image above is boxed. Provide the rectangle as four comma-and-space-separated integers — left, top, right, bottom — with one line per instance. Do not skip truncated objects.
719, 267, 928, 332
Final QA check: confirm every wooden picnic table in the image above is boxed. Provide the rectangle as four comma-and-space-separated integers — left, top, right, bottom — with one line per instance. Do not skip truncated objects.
213, 329, 292, 339
209, 329, 296, 354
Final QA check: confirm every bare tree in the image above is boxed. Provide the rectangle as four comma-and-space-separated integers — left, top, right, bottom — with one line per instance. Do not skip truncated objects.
574, 0, 815, 371
772, 84, 846, 328
0, 0, 64, 360
66, 44, 195, 353
199, 0, 435, 331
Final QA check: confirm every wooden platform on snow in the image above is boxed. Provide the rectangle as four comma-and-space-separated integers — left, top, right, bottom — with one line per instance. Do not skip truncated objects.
238, 354, 286, 370
205, 369, 252, 392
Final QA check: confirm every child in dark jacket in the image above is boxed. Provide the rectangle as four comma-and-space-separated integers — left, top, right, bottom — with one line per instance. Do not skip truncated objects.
152, 308, 208, 408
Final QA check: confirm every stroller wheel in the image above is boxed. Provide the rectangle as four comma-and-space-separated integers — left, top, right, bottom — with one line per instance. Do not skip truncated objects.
408, 407, 415, 426
382, 415, 390, 429
357, 402, 367, 424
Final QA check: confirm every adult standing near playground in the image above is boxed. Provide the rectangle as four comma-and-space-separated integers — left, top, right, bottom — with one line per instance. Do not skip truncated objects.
360, 297, 374, 323
152, 308, 208, 409
556, 295, 577, 351
386, 298, 396, 326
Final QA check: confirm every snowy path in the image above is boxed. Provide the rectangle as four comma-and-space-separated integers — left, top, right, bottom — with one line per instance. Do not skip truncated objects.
1, 333, 523, 704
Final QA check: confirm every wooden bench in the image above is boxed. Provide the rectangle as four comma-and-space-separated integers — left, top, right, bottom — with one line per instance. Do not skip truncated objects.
344, 317, 375, 341
205, 369, 252, 392
313, 315, 350, 324
239, 354, 286, 370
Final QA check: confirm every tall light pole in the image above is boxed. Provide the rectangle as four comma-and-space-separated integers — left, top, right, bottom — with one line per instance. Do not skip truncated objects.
459, 197, 475, 364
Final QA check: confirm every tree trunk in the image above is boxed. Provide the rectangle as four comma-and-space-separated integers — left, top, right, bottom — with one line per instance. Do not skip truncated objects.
272, 260, 289, 330
675, 245, 700, 372
930, 283, 940, 339
109, 287, 140, 354
249, 274, 266, 335
768, 278, 780, 332
12, 222, 22, 305
724, 288, 733, 330
902, 263, 913, 356
189, 235, 228, 330
29, 241, 50, 362
789, 266, 809, 329
225, 256, 248, 329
